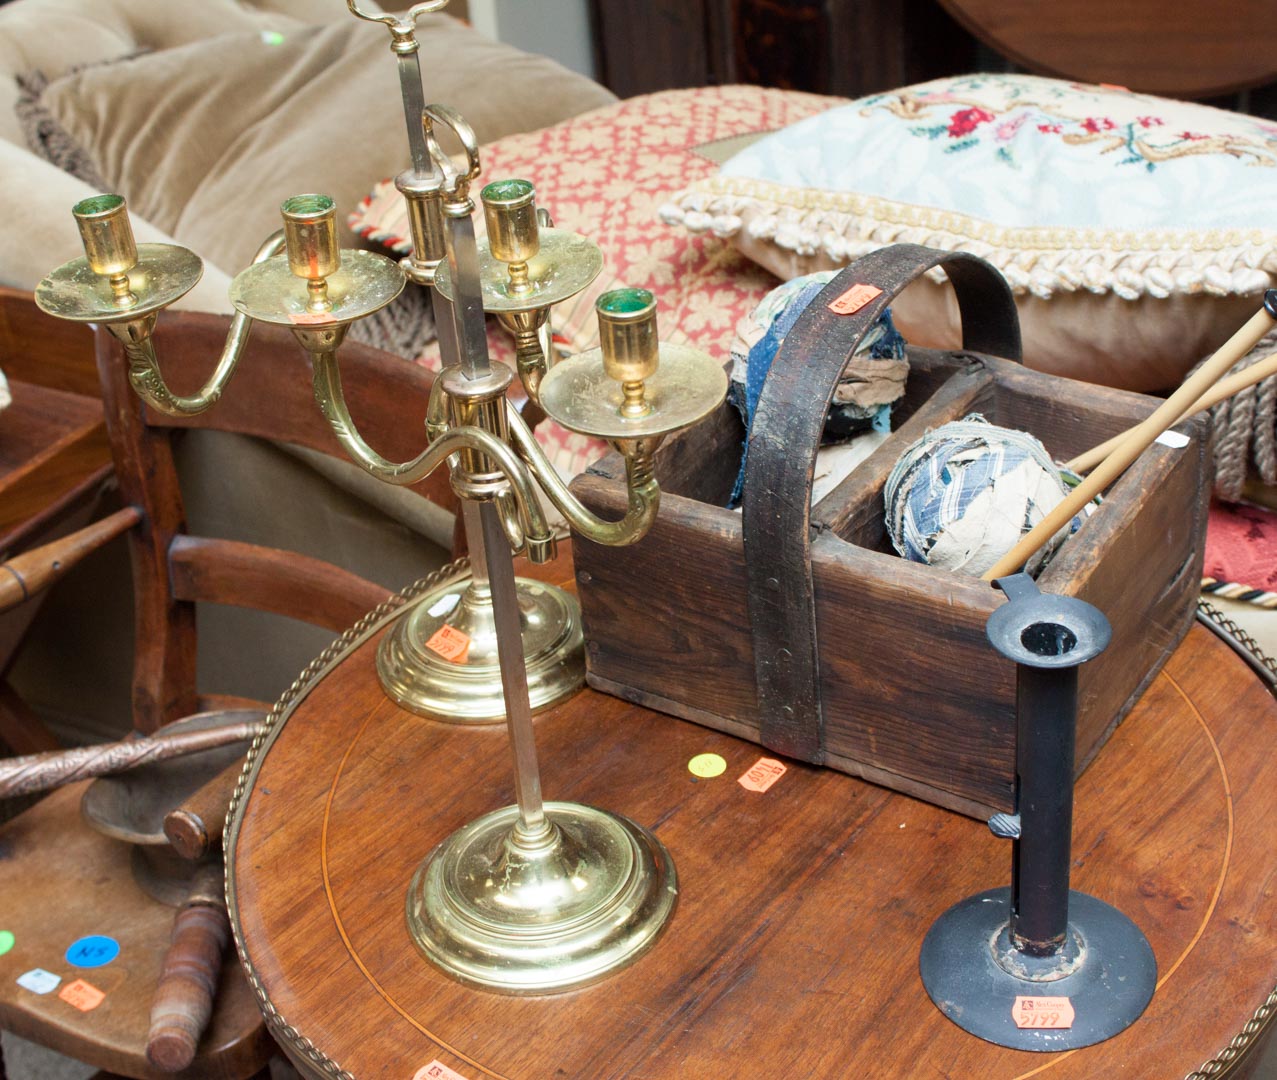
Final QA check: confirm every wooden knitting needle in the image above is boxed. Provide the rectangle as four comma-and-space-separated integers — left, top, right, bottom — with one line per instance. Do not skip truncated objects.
983, 293, 1277, 582
1068, 345, 1277, 475
0, 721, 259, 800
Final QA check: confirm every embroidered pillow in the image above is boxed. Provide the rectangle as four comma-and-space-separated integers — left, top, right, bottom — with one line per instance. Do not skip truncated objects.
662, 74, 1277, 392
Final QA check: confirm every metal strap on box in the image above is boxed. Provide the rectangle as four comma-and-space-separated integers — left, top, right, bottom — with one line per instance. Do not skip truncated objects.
741, 244, 1024, 764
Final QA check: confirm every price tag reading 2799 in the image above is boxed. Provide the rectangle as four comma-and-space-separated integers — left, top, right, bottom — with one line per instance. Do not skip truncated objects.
1013, 996, 1075, 1030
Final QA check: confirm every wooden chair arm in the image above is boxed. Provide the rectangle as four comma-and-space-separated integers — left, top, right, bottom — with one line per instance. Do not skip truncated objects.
0, 505, 140, 613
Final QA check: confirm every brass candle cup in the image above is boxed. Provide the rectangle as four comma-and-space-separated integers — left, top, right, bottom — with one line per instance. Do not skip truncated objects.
597, 288, 658, 419
73, 194, 138, 282
38, 193, 202, 328
281, 194, 340, 313
539, 290, 727, 447
481, 178, 539, 280
230, 195, 404, 331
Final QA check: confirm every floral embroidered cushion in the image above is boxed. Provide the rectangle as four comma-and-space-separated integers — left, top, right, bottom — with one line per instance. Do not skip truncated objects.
662, 74, 1277, 392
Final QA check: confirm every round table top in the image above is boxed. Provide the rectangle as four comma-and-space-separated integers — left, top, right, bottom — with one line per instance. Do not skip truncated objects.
228, 578, 1277, 1080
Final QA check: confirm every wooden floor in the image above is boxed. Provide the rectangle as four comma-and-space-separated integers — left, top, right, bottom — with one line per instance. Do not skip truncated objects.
229, 604, 1277, 1079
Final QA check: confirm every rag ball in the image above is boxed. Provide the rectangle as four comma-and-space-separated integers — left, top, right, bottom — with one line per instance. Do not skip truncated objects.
884, 415, 1076, 576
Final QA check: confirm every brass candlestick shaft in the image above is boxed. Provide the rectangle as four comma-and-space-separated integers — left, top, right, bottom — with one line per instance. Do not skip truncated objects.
476, 500, 545, 834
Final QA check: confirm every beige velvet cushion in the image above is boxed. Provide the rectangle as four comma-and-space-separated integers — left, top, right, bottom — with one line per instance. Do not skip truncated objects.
0, 0, 341, 146
27, 16, 616, 274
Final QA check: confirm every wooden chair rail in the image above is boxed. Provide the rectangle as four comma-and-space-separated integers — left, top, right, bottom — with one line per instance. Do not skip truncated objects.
167, 536, 390, 633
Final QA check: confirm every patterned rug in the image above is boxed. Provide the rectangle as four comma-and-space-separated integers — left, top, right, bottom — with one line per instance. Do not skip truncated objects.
1203, 500, 1277, 607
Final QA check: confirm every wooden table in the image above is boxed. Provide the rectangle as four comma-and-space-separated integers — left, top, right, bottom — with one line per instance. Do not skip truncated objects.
228, 567, 1277, 1079
0, 377, 109, 550
0, 376, 112, 755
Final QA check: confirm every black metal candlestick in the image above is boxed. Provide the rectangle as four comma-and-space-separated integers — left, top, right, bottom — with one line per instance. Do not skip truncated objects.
918, 573, 1157, 1051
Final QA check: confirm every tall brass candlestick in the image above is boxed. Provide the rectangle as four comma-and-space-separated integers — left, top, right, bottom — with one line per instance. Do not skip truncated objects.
38, 0, 728, 993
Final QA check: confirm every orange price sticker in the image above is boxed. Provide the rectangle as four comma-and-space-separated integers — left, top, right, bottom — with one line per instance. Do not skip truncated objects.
827, 283, 883, 316
738, 757, 787, 793
424, 624, 470, 664
58, 979, 106, 1012
413, 1062, 469, 1080
1013, 995, 1075, 1030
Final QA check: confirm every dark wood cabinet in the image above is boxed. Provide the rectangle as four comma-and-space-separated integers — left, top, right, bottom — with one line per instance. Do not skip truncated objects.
588, 0, 982, 100
588, 0, 1277, 120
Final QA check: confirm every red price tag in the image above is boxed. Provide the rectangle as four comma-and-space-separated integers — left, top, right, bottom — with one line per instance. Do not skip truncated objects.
827, 283, 883, 316
425, 624, 471, 664
738, 757, 787, 792
1013, 995, 1075, 1029
413, 1062, 468, 1080
58, 979, 105, 1012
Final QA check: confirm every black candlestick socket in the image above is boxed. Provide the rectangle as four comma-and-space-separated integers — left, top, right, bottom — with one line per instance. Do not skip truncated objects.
918, 573, 1156, 1051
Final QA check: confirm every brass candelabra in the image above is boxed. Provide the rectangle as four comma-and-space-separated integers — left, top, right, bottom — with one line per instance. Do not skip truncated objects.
35, 0, 726, 992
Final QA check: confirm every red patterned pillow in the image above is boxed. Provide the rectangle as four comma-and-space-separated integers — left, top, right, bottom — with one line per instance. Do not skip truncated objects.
350, 86, 840, 477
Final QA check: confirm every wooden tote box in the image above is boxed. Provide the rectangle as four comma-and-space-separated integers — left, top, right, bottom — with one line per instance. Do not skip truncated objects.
568, 245, 1209, 820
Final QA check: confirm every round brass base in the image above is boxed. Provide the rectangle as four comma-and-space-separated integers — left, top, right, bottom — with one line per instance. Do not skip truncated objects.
406, 802, 678, 993
377, 577, 584, 723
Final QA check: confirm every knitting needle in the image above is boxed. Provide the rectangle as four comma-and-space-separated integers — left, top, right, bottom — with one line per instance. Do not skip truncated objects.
982, 292, 1277, 582
1067, 345, 1277, 475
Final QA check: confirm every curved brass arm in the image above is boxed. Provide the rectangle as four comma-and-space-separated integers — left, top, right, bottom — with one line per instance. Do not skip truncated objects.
425, 374, 448, 443
505, 403, 660, 547
310, 350, 553, 556
114, 232, 286, 418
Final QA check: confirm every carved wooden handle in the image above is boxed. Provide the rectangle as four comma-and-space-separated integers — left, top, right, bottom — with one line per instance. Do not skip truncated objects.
163, 759, 244, 860
146, 866, 229, 1072
0, 506, 140, 613
0, 722, 259, 800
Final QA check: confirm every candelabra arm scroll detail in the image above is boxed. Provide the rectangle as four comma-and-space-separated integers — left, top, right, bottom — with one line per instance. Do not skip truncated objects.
504, 402, 660, 547
308, 348, 553, 559
117, 232, 286, 418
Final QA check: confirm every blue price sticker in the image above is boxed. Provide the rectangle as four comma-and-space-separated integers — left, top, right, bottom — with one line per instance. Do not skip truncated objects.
65, 936, 119, 969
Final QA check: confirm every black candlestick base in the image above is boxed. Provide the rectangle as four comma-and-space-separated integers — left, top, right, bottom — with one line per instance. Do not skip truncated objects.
919, 887, 1157, 1052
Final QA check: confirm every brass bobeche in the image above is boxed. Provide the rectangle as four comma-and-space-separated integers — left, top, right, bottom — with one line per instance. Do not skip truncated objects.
38, 0, 730, 996
433, 178, 603, 408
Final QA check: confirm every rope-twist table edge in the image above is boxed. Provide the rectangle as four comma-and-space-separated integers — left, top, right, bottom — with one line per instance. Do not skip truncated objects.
223, 558, 471, 1080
